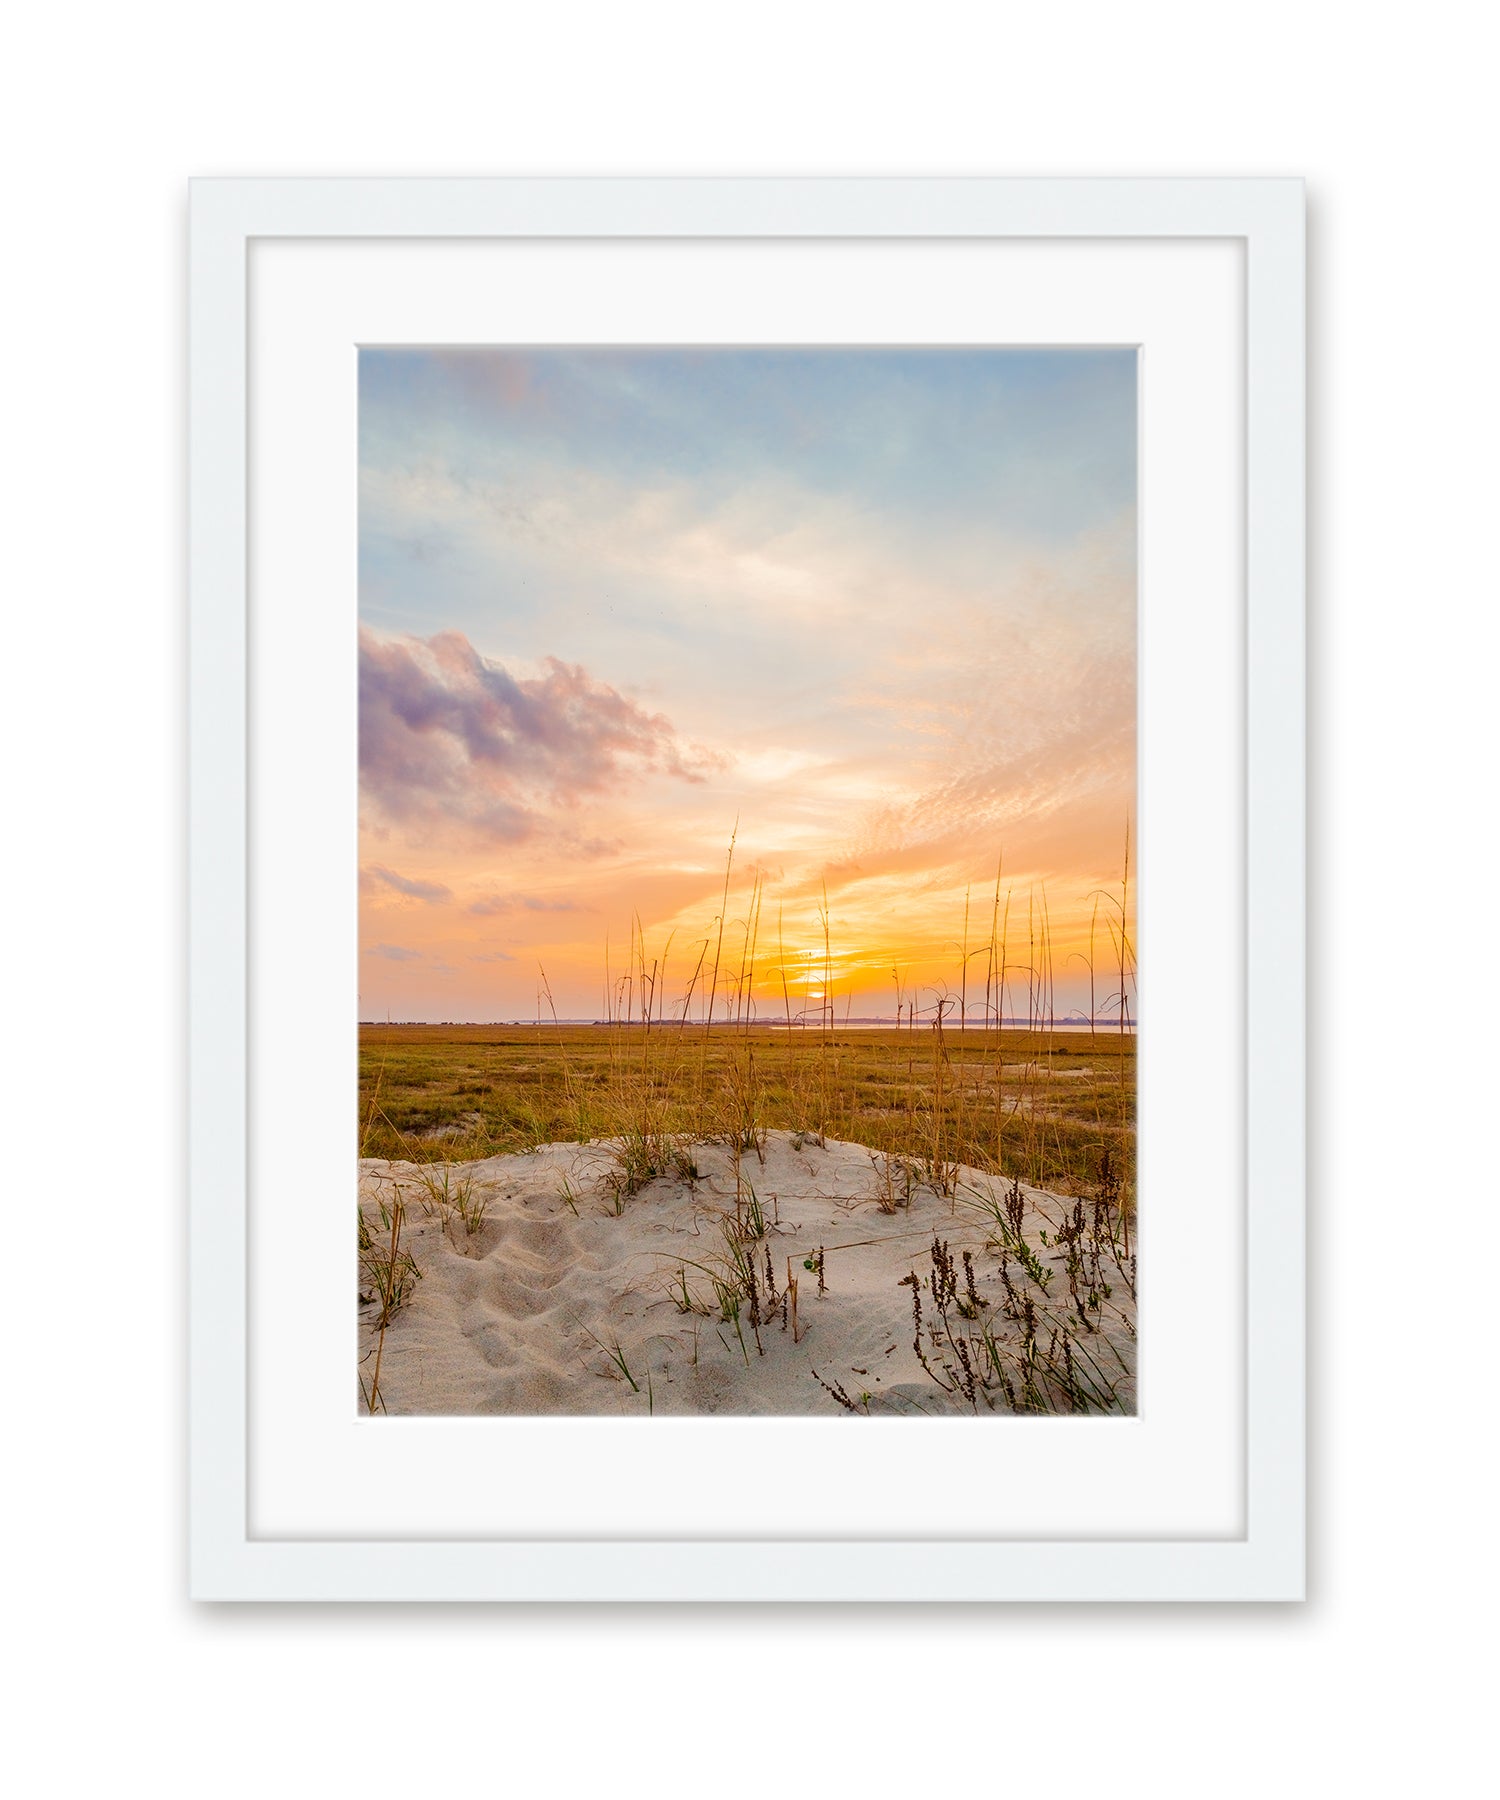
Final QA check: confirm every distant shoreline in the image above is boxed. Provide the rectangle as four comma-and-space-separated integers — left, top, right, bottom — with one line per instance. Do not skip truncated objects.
359, 1016, 1137, 1031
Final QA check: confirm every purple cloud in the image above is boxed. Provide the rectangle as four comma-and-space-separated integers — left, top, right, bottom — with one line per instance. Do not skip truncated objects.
359, 627, 716, 844
360, 863, 454, 904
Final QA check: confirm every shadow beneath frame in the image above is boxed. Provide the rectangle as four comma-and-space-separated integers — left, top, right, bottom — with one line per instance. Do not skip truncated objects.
190, 1596, 1308, 1633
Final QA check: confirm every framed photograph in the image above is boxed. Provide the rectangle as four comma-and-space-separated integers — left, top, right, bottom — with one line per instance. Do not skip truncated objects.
190, 177, 1304, 1601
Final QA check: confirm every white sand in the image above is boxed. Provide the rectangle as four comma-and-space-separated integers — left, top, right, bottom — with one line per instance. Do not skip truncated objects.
358, 1130, 1136, 1415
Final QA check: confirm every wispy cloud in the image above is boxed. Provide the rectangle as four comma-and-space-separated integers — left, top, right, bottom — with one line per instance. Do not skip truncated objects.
468, 892, 587, 917
359, 863, 454, 904
365, 942, 423, 962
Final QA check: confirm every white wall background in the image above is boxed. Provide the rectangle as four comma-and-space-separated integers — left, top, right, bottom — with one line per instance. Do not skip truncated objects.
4, 4, 1492, 1794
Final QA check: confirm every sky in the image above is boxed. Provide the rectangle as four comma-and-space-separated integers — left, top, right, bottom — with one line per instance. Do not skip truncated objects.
358, 347, 1137, 1022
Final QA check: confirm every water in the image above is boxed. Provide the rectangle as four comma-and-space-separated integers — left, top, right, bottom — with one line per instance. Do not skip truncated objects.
366, 1016, 1135, 1032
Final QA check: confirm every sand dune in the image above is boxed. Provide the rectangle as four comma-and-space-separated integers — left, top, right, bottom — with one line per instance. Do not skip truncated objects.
358, 1131, 1136, 1416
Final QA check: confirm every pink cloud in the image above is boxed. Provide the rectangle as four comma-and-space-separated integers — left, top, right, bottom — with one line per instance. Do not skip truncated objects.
359, 627, 718, 845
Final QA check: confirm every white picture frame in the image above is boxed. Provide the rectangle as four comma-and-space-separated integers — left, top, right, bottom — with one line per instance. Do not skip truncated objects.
190, 177, 1304, 1602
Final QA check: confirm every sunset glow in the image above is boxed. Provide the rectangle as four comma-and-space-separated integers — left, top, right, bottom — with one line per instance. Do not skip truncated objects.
359, 348, 1137, 1022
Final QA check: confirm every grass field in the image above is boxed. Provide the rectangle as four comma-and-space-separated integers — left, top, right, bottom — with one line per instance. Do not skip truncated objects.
359, 1019, 1135, 1200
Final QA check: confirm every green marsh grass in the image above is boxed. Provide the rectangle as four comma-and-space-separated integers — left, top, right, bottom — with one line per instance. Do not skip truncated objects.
358, 1017, 1135, 1200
